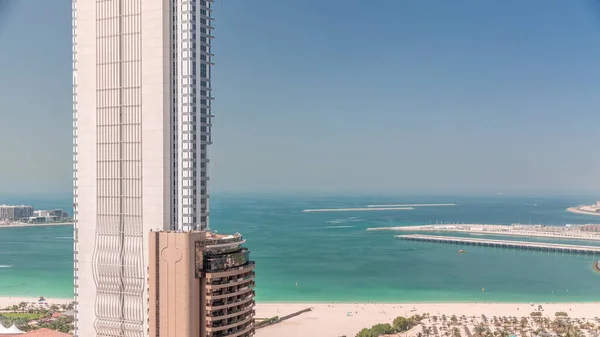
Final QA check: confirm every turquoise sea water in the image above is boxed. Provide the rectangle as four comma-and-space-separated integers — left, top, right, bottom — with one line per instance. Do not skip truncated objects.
0, 194, 599, 302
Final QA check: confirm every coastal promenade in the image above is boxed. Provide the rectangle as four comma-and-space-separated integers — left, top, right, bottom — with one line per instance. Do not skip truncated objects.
396, 234, 600, 254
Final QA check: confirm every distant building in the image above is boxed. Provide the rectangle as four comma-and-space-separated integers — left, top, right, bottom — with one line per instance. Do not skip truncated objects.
33, 210, 69, 222
149, 230, 256, 337
27, 217, 46, 224
0, 205, 33, 221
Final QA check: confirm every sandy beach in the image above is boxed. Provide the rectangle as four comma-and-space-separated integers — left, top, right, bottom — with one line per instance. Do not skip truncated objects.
254, 302, 600, 337
0, 297, 72, 310
2, 298, 597, 337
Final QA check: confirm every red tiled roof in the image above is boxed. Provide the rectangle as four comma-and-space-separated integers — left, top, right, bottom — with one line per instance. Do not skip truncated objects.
2, 328, 72, 337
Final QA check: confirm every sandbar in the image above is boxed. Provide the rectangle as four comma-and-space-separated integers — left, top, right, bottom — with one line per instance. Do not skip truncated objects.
0, 223, 73, 229
567, 207, 600, 217
303, 207, 414, 212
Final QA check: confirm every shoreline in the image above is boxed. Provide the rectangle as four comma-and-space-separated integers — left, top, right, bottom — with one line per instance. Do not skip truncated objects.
3, 298, 600, 305
3, 297, 599, 306
0, 222, 73, 229
254, 302, 600, 337
2, 298, 597, 337
567, 207, 600, 216
0, 297, 72, 309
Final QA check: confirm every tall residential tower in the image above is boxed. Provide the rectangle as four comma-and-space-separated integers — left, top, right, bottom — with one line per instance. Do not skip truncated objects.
73, 0, 214, 336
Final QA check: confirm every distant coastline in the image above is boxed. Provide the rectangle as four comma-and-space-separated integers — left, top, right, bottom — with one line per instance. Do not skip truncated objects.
0, 222, 73, 229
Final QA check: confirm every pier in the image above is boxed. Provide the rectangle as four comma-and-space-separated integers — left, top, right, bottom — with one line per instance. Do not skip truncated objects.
396, 234, 600, 255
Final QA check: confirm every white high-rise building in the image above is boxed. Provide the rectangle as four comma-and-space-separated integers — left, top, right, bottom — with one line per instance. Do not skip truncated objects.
72, 0, 213, 336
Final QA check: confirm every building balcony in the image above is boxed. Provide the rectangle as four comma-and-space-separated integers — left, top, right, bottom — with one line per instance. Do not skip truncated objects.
204, 261, 255, 279
208, 290, 254, 308
206, 303, 254, 322
206, 284, 255, 301
207, 321, 254, 337
203, 233, 244, 246
200, 50, 215, 57
207, 310, 254, 331
206, 293, 254, 311
207, 278, 253, 295
206, 272, 255, 289
204, 249, 250, 272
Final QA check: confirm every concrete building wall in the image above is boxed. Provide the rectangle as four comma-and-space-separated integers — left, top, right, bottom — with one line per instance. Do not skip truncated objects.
72, 0, 97, 335
73, 0, 171, 336
73, 0, 214, 335
149, 231, 204, 337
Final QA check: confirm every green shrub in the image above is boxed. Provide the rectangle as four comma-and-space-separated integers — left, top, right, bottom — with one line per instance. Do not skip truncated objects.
393, 316, 411, 332
370, 323, 396, 335
356, 328, 377, 337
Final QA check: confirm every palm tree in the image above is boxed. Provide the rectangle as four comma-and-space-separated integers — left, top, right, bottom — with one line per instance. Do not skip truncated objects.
520, 317, 528, 329
474, 323, 487, 337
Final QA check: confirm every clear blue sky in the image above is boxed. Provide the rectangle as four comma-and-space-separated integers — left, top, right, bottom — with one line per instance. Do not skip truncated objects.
1, 0, 600, 195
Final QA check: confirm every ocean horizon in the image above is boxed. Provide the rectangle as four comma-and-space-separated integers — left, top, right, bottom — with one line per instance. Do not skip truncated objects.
0, 193, 599, 302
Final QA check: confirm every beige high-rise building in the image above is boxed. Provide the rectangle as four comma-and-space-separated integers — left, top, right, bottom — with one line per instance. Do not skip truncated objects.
149, 230, 256, 337
73, 0, 218, 336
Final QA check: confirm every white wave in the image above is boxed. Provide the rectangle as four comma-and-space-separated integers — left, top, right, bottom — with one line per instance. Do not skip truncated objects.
367, 203, 456, 208
324, 226, 355, 229
327, 217, 364, 224
303, 207, 414, 212
0, 265, 12, 268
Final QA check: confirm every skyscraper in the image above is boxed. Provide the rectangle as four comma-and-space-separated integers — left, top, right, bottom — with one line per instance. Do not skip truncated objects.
73, 0, 214, 336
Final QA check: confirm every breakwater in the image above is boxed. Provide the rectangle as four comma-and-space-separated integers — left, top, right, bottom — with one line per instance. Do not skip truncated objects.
369, 224, 600, 242
396, 235, 600, 255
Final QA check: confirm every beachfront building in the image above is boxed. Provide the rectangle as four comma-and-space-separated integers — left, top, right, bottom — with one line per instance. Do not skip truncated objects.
33, 210, 69, 222
73, 0, 216, 336
0, 205, 33, 221
149, 230, 256, 337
